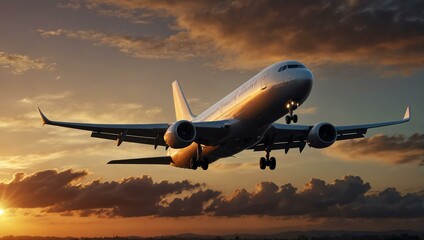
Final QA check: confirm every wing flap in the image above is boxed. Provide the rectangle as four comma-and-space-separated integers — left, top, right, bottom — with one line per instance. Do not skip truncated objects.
108, 156, 172, 165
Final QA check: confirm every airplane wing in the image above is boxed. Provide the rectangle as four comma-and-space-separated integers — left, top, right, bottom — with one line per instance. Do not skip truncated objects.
108, 156, 172, 165
250, 106, 411, 153
38, 108, 231, 148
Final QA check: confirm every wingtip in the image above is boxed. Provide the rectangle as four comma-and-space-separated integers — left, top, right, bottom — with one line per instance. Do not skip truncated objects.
37, 107, 51, 125
403, 106, 411, 121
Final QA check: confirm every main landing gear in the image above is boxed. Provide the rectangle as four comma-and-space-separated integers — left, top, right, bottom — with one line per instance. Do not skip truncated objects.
190, 144, 209, 170
259, 146, 276, 170
285, 100, 299, 124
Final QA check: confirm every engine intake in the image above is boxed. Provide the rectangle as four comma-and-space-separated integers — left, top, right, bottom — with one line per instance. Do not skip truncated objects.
307, 122, 337, 148
164, 120, 196, 149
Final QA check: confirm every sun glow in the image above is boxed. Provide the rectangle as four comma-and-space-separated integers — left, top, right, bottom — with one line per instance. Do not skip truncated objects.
0, 209, 4, 215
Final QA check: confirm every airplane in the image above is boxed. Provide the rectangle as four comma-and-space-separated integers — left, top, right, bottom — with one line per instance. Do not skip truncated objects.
38, 60, 411, 170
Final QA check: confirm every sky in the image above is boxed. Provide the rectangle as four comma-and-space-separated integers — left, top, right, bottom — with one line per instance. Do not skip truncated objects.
0, 0, 424, 237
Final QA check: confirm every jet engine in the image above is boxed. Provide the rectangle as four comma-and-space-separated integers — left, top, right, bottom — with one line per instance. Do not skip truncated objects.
164, 120, 196, 149
307, 122, 337, 148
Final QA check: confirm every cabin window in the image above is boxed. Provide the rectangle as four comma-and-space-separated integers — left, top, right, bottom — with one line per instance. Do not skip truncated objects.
287, 64, 298, 69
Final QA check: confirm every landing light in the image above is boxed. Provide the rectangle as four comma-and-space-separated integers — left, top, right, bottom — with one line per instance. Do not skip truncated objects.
286, 104, 290, 109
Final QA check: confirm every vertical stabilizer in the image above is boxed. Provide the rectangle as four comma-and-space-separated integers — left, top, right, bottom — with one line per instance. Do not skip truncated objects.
172, 80, 195, 121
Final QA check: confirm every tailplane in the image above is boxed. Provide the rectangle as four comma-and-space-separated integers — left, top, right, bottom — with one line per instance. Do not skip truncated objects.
172, 80, 195, 121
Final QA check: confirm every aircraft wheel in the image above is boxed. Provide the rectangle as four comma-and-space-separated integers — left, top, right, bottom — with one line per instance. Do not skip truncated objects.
292, 115, 298, 123
285, 115, 291, 124
259, 157, 267, 170
201, 158, 209, 170
269, 157, 276, 170
190, 158, 198, 170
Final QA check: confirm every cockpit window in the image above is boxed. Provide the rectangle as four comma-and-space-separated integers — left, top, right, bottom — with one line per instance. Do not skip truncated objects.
279, 64, 307, 72
278, 65, 287, 72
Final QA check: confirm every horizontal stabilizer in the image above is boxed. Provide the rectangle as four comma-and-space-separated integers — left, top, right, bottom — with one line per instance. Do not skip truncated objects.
107, 156, 172, 165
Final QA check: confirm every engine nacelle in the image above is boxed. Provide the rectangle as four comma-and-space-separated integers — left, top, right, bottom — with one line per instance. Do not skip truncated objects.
164, 120, 196, 149
307, 122, 337, 149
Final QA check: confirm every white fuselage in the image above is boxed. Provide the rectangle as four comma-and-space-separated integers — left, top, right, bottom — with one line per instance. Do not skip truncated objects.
169, 61, 314, 168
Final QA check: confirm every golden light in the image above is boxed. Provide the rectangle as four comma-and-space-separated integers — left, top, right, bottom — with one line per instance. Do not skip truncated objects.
0, 209, 4, 215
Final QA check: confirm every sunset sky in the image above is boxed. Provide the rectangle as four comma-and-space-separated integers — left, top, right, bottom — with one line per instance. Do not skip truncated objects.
0, 0, 423, 237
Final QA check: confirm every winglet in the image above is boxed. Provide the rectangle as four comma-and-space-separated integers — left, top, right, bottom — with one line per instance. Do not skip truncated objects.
403, 106, 411, 121
37, 107, 51, 125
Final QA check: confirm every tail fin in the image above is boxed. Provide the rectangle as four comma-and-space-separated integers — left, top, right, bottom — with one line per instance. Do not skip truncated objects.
172, 80, 195, 121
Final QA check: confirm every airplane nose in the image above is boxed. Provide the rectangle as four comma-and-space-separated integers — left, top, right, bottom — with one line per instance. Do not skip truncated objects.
294, 69, 313, 91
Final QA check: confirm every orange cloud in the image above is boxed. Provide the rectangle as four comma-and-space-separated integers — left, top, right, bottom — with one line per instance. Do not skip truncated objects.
0, 51, 54, 74
326, 134, 424, 165
50, 0, 424, 73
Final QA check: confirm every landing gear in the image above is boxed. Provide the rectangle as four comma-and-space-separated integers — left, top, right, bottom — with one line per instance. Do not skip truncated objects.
190, 157, 198, 170
201, 158, 209, 170
259, 146, 277, 170
260, 157, 267, 170
191, 144, 209, 170
269, 157, 276, 170
285, 101, 299, 124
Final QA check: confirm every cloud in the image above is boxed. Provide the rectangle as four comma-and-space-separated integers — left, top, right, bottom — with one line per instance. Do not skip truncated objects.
37, 29, 211, 61
326, 134, 424, 165
50, 0, 424, 73
296, 107, 318, 115
208, 176, 424, 218
0, 151, 69, 169
19, 91, 73, 105
0, 169, 86, 208
1, 169, 423, 219
0, 169, 216, 217
0, 51, 54, 74
0, 92, 164, 133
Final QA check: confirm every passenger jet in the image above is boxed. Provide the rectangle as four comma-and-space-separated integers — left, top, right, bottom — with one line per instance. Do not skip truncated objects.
38, 60, 410, 170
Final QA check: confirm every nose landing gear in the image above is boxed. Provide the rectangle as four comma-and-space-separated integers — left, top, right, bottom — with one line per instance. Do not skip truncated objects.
285, 101, 299, 124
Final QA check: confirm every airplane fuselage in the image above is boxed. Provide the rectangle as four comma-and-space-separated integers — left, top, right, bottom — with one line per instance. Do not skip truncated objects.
169, 60, 314, 168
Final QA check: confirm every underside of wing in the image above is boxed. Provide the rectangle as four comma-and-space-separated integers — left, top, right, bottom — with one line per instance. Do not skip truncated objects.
249, 124, 311, 153
38, 107, 169, 147
336, 106, 410, 138
38, 108, 233, 148
250, 106, 410, 153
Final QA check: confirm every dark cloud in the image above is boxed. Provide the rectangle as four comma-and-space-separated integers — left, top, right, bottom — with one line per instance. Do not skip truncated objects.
159, 189, 221, 217
0, 169, 86, 208
327, 134, 424, 165
1, 169, 423, 218
0, 169, 214, 217
208, 176, 424, 218
50, 0, 424, 73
